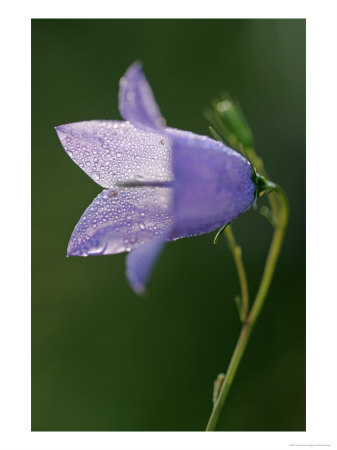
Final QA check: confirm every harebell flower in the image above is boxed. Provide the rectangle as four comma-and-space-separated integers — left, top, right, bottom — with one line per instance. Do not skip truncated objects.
56, 62, 288, 431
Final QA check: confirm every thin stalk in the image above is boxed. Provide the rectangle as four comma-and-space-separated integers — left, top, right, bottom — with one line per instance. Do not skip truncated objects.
224, 225, 249, 321
206, 323, 252, 431
248, 186, 288, 324
205, 187, 288, 431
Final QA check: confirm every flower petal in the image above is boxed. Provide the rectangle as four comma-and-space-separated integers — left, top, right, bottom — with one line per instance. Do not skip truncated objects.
118, 62, 165, 131
55, 120, 172, 188
126, 229, 170, 294
67, 186, 173, 257
168, 128, 255, 238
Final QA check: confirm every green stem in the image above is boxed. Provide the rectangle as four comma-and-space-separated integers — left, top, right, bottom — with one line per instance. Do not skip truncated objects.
248, 186, 288, 324
205, 186, 288, 431
224, 225, 249, 321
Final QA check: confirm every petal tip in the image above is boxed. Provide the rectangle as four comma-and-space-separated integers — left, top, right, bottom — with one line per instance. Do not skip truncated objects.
119, 61, 143, 88
55, 124, 65, 132
126, 60, 143, 75
132, 282, 146, 296
118, 61, 163, 131
55, 125, 68, 140
125, 232, 169, 296
67, 244, 81, 257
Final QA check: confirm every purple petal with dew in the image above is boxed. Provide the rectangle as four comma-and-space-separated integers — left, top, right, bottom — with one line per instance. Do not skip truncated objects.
167, 128, 255, 239
126, 228, 171, 294
119, 62, 165, 131
67, 186, 173, 257
56, 120, 172, 188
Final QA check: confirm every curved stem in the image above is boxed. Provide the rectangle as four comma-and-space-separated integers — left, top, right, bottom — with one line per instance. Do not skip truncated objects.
224, 225, 249, 321
248, 186, 288, 324
205, 186, 288, 431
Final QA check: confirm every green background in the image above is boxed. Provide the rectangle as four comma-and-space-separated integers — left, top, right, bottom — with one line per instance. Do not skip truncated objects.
32, 19, 305, 431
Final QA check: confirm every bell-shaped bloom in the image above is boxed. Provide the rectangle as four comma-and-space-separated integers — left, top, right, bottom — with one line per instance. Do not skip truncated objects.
56, 62, 255, 294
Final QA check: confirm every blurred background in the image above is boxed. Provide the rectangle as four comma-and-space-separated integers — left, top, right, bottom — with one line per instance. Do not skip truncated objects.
32, 19, 305, 431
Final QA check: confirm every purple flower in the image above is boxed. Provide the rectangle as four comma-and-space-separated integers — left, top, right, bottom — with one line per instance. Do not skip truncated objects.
55, 62, 255, 294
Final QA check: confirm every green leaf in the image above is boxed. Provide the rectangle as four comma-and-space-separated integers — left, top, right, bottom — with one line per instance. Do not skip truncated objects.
213, 373, 225, 404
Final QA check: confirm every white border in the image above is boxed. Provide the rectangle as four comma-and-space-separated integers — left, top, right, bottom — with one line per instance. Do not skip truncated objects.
1, 1, 337, 449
